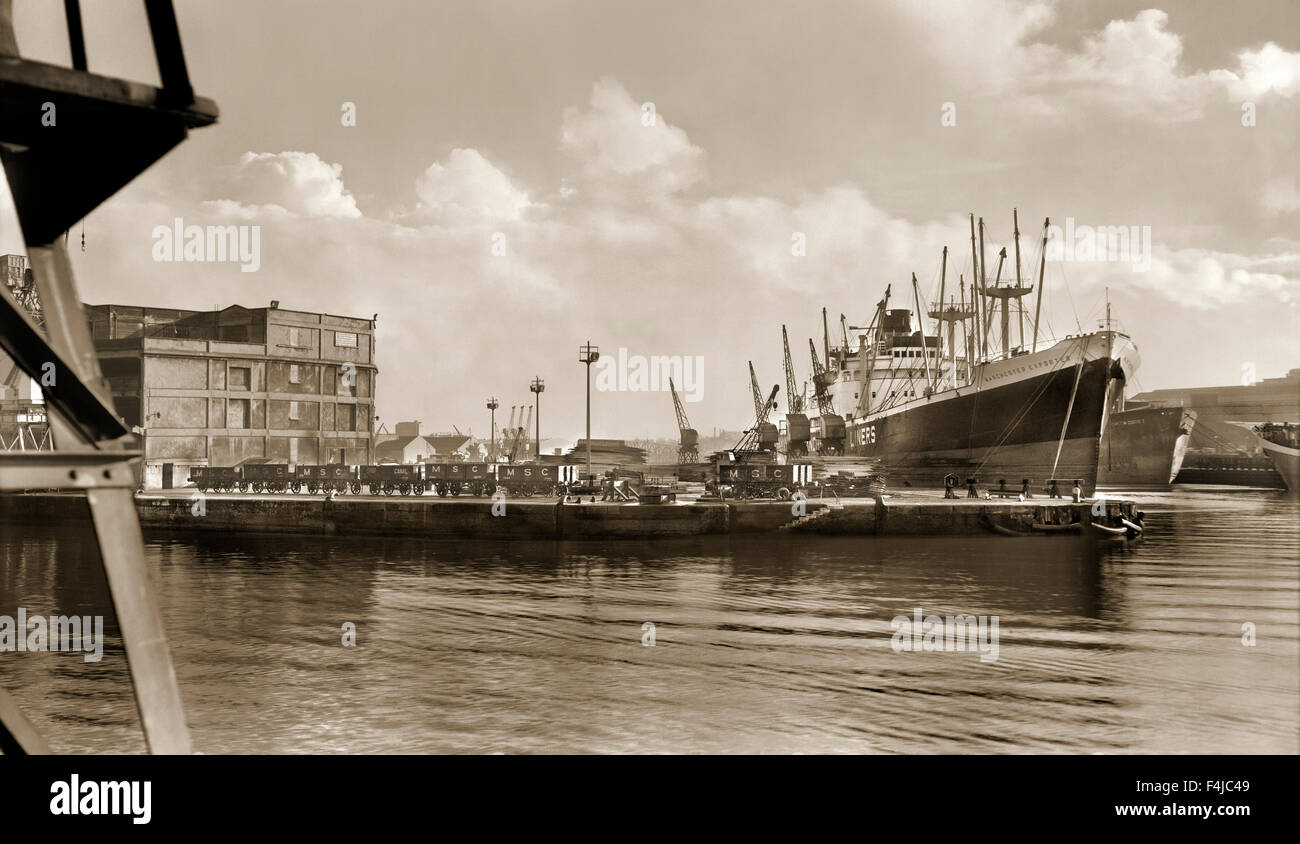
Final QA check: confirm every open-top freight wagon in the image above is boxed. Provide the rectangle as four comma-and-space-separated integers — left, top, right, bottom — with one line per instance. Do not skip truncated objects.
298, 464, 360, 494
359, 463, 424, 496
239, 462, 295, 494
190, 465, 242, 493
715, 462, 813, 500
423, 462, 495, 497
495, 464, 581, 497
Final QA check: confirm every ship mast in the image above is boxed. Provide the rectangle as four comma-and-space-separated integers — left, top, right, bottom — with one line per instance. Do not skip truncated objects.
1013, 208, 1024, 349
967, 278, 977, 381
1031, 217, 1049, 353
959, 275, 968, 382
935, 246, 947, 390
969, 214, 982, 363
855, 285, 890, 417
978, 217, 989, 360
912, 272, 932, 392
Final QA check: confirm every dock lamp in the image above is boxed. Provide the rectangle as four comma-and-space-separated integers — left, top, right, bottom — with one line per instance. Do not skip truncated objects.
529, 377, 544, 460
578, 342, 600, 484
486, 397, 499, 462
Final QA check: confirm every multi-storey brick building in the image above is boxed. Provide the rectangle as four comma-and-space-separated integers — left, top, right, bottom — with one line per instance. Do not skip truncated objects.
86, 302, 377, 487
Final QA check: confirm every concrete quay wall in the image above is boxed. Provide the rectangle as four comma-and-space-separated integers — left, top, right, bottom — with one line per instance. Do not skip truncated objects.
0, 493, 1136, 540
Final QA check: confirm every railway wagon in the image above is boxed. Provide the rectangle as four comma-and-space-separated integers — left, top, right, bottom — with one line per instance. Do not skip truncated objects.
359, 463, 425, 496
716, 463, 812, 499
424, 462, 495, 497
297, 464, 359, 494
241, 462, 295, 494
495, 464, 580, 497
191, 465, 241, 493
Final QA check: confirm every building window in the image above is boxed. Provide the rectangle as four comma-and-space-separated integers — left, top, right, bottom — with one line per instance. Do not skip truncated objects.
289, 327, 302, 347
336, 369, 357, 397
229, 366, 250, 390
229, 398, 249, 429
336, 403, 356, 431
289, 364, 301, 384
289, 400, 300, 422
335, 331, 358, 348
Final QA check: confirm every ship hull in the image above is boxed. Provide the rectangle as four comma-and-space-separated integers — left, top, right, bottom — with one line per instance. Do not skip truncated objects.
845, 332, 1137, 496
1098, 406, 1196, 487
1259, 440, 1300, 495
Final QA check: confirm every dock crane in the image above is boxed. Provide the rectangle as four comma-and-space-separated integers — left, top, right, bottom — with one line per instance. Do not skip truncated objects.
782, 326, 810, 455
506, 405, 532, 463
731, 382, 781, 457
669, 377, 700, 463
808, 339, 846, 455
749, 361, 780, 451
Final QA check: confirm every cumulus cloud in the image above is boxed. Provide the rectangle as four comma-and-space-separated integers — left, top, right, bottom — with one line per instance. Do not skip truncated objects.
1215, 42, 1300, 100
904, 3, 1300, 120
559, 77, 706, 195
220, 151, 362, 218
412, 148, 532, 223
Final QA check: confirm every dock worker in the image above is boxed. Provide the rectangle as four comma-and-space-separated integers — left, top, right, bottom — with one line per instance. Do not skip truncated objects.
944, 473, 958, 499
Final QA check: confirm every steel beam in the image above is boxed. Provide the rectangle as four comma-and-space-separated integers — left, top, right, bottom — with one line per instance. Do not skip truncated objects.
0, 687, 50, 755
0, 450, 139, 490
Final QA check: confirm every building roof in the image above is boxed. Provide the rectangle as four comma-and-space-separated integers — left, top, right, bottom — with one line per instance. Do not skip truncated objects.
374, 434, 469, 462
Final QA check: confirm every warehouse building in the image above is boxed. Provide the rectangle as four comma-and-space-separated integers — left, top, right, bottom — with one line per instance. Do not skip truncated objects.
86, 301, 378, 488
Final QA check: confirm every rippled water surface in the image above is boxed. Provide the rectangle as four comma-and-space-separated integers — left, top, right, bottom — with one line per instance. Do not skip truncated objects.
2, 488, 1296, 753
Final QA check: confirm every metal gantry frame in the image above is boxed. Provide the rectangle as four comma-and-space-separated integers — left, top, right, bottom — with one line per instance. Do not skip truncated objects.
0, 0, 218, 754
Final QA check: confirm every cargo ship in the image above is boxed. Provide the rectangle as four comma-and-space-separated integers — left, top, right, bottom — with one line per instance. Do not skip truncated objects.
1237, 422, 1300, 495
1097, 403, 1196, 487
814, 213, 1139, 496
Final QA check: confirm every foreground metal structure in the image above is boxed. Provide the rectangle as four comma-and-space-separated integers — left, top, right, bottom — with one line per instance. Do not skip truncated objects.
0, 0, 217, 754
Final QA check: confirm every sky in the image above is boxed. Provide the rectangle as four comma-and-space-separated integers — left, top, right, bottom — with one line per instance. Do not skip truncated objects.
2, 0, 1297, 444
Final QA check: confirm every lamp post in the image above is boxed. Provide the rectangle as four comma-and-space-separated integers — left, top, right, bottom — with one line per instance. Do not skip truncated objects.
486, 397, 499, 462
578, 342, 600, 484
529, 376, 544, 460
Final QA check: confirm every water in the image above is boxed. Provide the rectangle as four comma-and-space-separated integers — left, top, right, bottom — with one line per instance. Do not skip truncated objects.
1, 488, 1296, 754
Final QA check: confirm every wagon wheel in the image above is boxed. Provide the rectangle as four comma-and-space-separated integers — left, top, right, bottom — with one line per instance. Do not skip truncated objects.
777, 486, 792, 501
414, 482, 425, 495
399, 483, 411, 496
449, 485, 460, 497
350, 482, 361, 495
252, 481, 264, 494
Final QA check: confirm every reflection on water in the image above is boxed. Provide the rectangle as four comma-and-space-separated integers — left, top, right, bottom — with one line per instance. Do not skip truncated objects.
1, 488, 1296, 753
